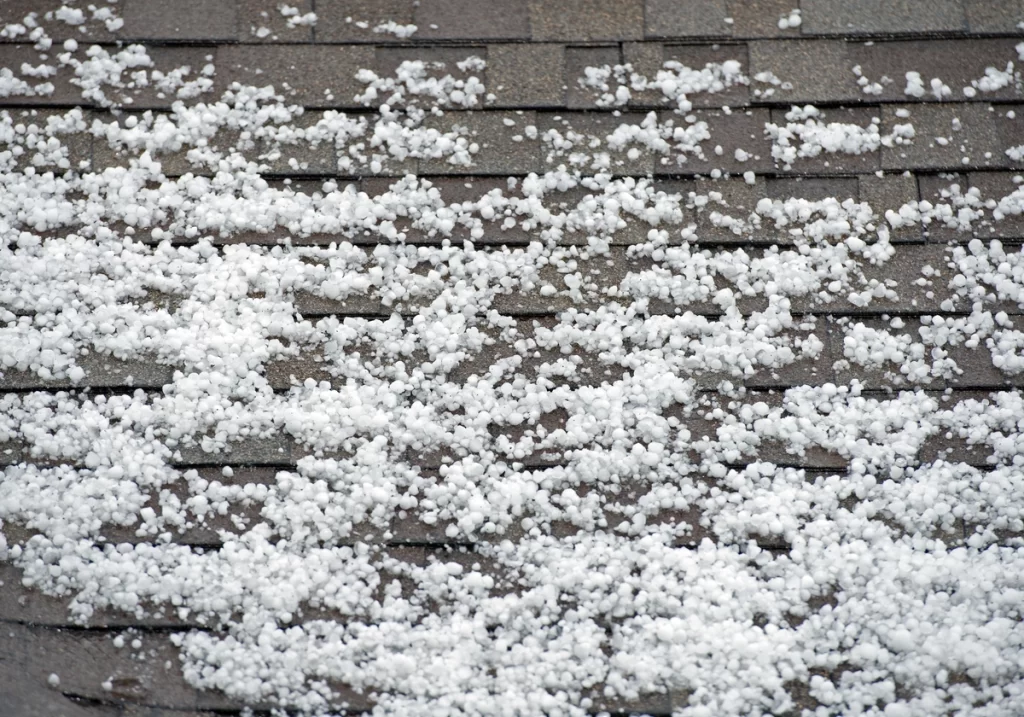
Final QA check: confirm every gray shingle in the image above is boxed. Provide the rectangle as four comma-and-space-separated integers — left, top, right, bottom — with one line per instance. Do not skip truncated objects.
993, 105, 1024, 170
966, 172, 1024, 241
215, 45, 374, 108
313, 0, 417, 43
767, 176, 860, 202
859, 172, 923, 242
622, 42, 666, 107
644, 0, 732, 38
417, 176, 534, 245
91, 111, 255, 176
917, 172, 969, 242
789, 243, 951, 314
768, 106, 883, 175
488, 44, 567, 108
0, 44, 83, 105
726, 0, 806, 39
748, 40, 860, 104
0, 0, 117, 42
655, 108, 773, 176
965, 0, 1024, 33
744, 324, 838, 389
119, 47, 220, 109
537, 111, 655, 175
373, 45, 488, 87
5, 622, 245, 711
800, 0, 967, 35
685, 176, 775, 244
529, 0, 644, 41
120, 0, 239, 40
848, 39, 1024, 104
421, 111, 541, 175
565, 46, 621, 109
664, 44, 752, 108
0, 353, 338, 394
256, 113, 341, 175
414, 0, 531, 40
0, 108, 91, 172
237, 0, 315, 42
881, 104, 1007, 171
833, 316, 1021, 390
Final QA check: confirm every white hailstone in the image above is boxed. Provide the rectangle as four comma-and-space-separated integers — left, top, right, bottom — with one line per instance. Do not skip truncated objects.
778, 9, 801, 29
47, 673, 60, 687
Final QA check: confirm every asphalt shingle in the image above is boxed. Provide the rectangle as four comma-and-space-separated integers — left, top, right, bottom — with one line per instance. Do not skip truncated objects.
964, 0, 1024, 33
529, 0, 644, 41
656, 108, 774, 176
767, 176, 860, 202
120, 0, 239, 41
768, 106, 883, 175
748, 39, 860, 104
414, 0, 531, 40
799, 0, 967, 36
644, 0, 732, 38
881, 104, 1006, 171
0, 0, 118, 42
488, 44, 567, 108
726, 0, 805, 39
215, 44, 374, 108
565, 46, 621, 109
313, 0, 417, 43
993, 105, 1024, 169
859, 172, 923, 242
421, 111, 542, 175
237, 0, 315, 42
847, 39, 1024, 104
664, 43, 752, 108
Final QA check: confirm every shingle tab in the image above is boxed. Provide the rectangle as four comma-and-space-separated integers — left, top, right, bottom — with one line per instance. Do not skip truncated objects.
312, 0, 417, 43
0, 108, 91, 172
374, 45, 488, 85
537, 112, 655, 175
964, 0, 1024, 33
488, 44, 566, 108
656, 108, 773, 176
664, 44, 752, 108
216, 45, 375, 108
768, 176, 860, 202
120, 0, 239, 40
726, 0, 806, 39
848, 39, 1024, 104
800, 0, 967, 36
421, 111, 541, 175
529, 0, 644, 41
859, 172, 923, 242
768, 106, 883, 175
967, 173, 1024, 241
0, 45, 83, 105
565, 46, 621, 109
644, 0, 732, 38
237, 0, 315, 42
993, 104, 1024, 170
0, 0, 118, 42
748, 40, 860, 104
414, 0, 531, 40
881, 104, 1006, 171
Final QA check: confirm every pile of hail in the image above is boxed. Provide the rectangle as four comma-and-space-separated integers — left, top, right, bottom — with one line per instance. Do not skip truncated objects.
1, 4, 1024, 717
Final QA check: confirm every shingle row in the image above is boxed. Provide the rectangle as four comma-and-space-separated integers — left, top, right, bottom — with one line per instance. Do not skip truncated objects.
3, 0, 1020, 43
